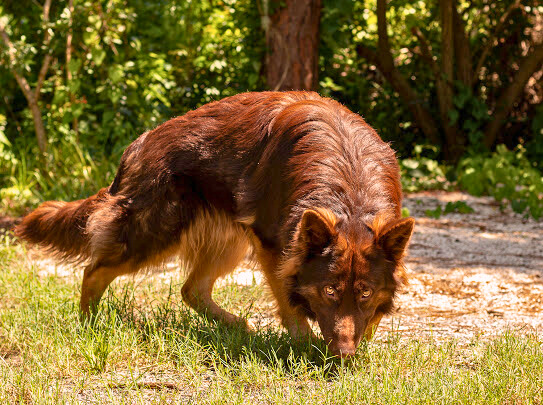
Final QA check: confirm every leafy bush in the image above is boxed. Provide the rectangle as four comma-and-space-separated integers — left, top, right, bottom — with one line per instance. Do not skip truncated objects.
400, 145, 452, 192
425, 201, 474, 219
448, 82, 490, 153
457, 145, 543, 219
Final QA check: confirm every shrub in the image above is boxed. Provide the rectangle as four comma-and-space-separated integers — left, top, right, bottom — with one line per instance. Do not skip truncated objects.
457, 145, 543, 219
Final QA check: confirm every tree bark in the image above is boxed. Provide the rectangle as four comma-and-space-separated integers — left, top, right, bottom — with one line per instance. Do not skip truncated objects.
357, 0, 440, 146
265, 0, 322, 90
484, 42, 543, 148
438, 0, 464, 162
452, 5, 472, 88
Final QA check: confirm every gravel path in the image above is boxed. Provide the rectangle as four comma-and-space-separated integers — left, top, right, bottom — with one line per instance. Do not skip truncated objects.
380, 191, 543, 342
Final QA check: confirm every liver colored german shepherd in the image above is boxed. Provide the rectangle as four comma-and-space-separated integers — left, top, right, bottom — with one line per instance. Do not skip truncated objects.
15, 91, 414, 358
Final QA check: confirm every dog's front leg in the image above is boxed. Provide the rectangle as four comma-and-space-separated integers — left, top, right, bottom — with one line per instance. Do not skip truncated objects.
256, 249, 314, 339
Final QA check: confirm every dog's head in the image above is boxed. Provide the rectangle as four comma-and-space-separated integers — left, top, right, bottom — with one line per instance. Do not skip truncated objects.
282, 208, 414, 358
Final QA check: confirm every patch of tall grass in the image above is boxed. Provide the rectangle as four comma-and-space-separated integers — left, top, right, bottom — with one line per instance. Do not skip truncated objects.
0, 136, 122, 215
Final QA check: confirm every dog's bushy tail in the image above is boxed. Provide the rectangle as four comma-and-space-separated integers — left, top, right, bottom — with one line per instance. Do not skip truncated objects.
15, 188, 109, 263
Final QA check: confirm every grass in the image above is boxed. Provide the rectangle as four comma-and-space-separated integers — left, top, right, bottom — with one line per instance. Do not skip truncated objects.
1, 233, 542, 404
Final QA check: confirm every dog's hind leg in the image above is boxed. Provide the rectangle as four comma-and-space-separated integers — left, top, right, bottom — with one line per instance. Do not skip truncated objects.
80, 262, 132, 317
180, 211, 250, 326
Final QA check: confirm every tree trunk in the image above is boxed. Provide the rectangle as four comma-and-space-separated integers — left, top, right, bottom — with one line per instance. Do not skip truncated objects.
452, 5, 472, 88
438, 0, 464, 162
484, 42, 543, 149
265, 0, 322, 91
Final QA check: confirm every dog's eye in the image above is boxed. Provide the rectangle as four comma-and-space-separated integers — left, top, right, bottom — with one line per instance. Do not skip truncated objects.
324, 286, 336, 297
360, 289, 373, 299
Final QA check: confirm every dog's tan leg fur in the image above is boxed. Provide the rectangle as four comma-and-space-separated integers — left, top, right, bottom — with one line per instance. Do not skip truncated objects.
80, 262, 132, 316
364, 312, 384, 340
256, 249, 313, 338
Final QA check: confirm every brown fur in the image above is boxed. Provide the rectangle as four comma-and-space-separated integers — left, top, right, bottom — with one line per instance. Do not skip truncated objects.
15, 91, 414, 357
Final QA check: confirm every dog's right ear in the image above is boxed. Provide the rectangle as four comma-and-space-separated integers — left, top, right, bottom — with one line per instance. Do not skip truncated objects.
376, 217, 415, 261
299, 209, 338, 254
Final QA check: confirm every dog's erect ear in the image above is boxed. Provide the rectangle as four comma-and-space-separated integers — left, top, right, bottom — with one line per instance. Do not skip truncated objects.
299, 209, 338, 254
377, 217, 415, 261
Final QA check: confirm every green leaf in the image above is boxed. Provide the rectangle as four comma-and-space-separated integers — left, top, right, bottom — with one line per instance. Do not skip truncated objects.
68, 58, 82, 74
91, 48, 106, 66
425, 205, 442, 219
108, 65, 124, 84
448, 109, 459, 125
0, 131, 11, 147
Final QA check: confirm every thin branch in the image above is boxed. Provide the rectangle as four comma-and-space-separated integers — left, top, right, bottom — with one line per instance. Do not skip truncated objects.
0, 1, 52, 152
473, 1, 522, 82
356, 0, 440, 145
43, 0, 52, 23
96, 3, 119, 56
35, 55, 52, 99
35, 0, 53, 99
66, 0, 78, 133
411, 27, 440, 77
0, 24, 36, 103
484, 42, 543, 148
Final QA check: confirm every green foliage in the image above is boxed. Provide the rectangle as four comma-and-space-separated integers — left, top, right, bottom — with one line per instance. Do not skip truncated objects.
318, 0, 541, 160
0, 136, 119, 215
448, 82, 490, 153
400, 145, 451, 192
425, 201, 474, 219
457, 145, 543, 219
74, 323, 112, 373
0, 0, 264, 212
0, 0, 542, 216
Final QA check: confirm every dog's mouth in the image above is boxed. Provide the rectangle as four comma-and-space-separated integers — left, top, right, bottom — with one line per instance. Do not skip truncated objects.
327, 337, 360, 358
319, 322, 365, 359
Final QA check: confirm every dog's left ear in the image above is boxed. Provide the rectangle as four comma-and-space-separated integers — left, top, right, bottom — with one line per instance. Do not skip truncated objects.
377, 217, 415, 261
299, 209, 338, 254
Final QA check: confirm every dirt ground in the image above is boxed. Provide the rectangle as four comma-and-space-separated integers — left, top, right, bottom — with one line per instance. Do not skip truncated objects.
383, 191, 543, 342
7, 191, 543, 343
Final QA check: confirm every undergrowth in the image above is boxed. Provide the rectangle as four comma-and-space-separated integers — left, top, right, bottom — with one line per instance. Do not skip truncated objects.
457, 145, 543, 219
0, 135, 121, 215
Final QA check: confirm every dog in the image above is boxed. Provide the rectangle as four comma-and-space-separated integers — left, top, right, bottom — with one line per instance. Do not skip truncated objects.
15, 91, 414, 358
